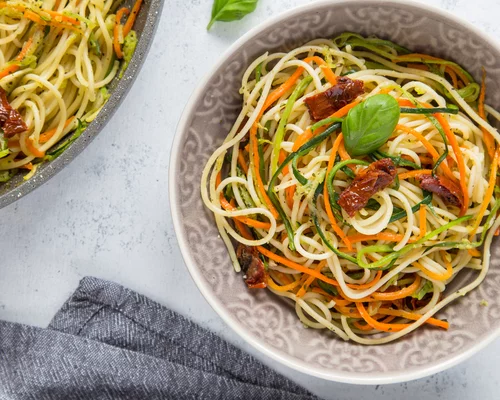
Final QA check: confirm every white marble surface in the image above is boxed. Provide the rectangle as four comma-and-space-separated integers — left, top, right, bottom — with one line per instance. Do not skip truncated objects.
1, 0, 500, 398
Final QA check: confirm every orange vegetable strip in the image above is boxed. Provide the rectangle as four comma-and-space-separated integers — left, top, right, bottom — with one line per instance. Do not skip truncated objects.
336, 305, 363, 319
279, 149, 288, 176
222, 196, 271, 230
275, 271, 294, 285
346, 232, 407, 244
113, 7, 129, 59
25, 137, 45, 157
468, 248, 481, 257
470, 147, 500, 236
349, 270, 383, 290
394, 53, 469, 85
278, 150, 295, 209
478, 69, 495, 162
324, 133, 352, 250
356, 302, 410, 332
16, 36, 33, 61
338, 138, 356, 173
292, 128, 313, 152
267, 275, 302, 292
432, 112, 469, 215
217, 172, 272, 230
39, 117, 75, 143
378, 87, 393, 94
445, 66, 458, 88
285, 185, 295, 209
333, 100, 360, 117
249, 67, 306, 219
412, 260, 450, 281
377, 308, 449, 330
233, 218, 255, 241
370, 275, 421, 301
354, 316, 397, 331
4, 3, 81, 27
44, 10, 79, 25
258, 245, 383, 291
337, 275, 422, 303
303, 56, 337, 85
23, 9, 44, 24
395, 124, 454, 180
257, 247, 341, 287
237, 150, 248, 175
263, 67, 305, 110
296, 261, 327, 297
310, 288, 354, 306
418, 205, 427, 240
353, 315, 397, 329
406, 63, 429, 71
123, 0, 143, 36
353, 321, 373, 331
398, 169, 432, 180
397, 98, 415, 108
20, 162, 33, 170
0, 64, 20, 80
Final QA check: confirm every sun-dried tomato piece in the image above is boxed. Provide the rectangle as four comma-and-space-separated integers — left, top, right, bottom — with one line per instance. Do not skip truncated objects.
338, 158, 397, 217
0, 88, 27, 137
304, 76, 364, 120
236, 244, 267, 289
417, 174, 463, 209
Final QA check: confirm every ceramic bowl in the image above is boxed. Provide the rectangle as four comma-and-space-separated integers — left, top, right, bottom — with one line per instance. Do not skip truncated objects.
170, 0, 500, 384
0, 0, 164, 208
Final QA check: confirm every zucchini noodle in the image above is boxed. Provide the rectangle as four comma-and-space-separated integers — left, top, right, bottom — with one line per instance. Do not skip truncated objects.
0, 0, 142, 182
201, 33, 500, 344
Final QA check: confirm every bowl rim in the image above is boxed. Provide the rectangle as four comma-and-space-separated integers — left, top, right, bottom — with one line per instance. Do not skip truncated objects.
169, 0, 500, 384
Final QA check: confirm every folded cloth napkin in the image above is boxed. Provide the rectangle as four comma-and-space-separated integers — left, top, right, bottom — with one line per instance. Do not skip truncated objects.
0, 277, 317, 400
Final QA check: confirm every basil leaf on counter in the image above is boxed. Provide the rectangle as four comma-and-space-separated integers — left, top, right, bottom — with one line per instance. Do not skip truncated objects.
207, 0, 258, 30
342, 94, 400, 156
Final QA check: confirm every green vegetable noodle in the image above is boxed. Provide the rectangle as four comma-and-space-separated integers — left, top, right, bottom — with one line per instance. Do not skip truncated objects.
201, 32, 500, 345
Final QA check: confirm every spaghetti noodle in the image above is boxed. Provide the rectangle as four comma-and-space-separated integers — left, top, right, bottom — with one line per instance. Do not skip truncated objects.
0, 0, 143, 182
201, 33, 500, 344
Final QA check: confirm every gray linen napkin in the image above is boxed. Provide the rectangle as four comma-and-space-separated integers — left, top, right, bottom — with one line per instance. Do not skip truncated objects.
0, 277, 317, 400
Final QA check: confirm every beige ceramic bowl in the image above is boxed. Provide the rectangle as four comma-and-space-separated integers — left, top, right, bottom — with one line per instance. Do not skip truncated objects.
170, 0, 500, 384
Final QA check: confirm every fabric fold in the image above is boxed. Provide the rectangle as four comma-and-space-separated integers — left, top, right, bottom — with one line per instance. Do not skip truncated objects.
0, 277, 317, 400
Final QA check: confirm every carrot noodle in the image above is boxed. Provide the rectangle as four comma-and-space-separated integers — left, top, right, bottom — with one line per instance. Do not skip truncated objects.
470, 148, 500, 237
395, 124, 454, 180
324, 134, 352, 249
418, 205, 427, 240
432, 112, 469, 216
398, 169, 432, 180
123, 0, 143, 36
113, 8, 130, 59
296, 261, 327, 297
201, 33, 500, 345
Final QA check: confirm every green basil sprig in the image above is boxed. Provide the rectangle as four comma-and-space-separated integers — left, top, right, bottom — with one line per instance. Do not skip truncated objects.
207, 0, 258, 30
342, 94, 400, 156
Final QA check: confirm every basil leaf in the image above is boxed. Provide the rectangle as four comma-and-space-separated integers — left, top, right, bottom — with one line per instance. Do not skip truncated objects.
207, 0, 258, 30
342, 94, 400, 156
